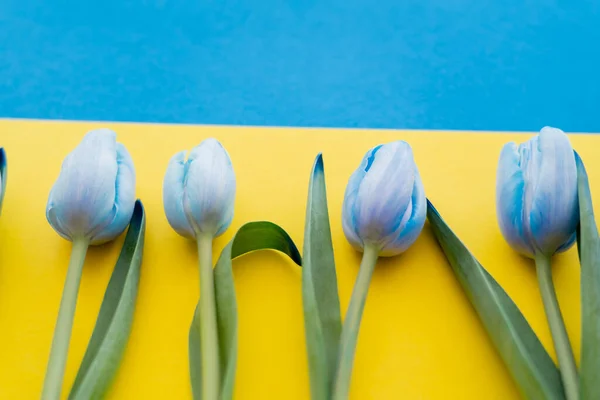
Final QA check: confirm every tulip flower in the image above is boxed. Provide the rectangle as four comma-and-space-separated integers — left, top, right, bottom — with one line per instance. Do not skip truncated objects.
333, 141, 426, 399
342, 141, 426, 257
163, 138, 236, 400
496, 126, 579, 400
42, 129, 136, 400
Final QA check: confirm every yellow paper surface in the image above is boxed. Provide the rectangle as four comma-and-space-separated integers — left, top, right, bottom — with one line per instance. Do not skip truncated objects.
0, 120, 595, 399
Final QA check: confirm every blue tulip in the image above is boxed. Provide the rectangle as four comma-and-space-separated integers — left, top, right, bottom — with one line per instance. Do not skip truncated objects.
46, 129, 136, 245
163, 138, 236, 238
342, 141, 427, 257
496, 126, 578, 258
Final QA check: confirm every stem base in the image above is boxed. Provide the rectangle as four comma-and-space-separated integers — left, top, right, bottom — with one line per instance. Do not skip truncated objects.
197, 233, 220, 400
332, 245, 379, 400
534, 253, 579, 400
41, 238, 89, 400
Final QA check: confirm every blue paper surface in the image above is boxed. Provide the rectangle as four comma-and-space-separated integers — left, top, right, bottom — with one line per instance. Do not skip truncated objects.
0, 0, 598, 131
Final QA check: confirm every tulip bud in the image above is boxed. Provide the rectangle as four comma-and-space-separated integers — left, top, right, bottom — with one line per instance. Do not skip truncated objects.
342, 141, 426, 257
46, 129, 136, 245
496, 126, 578, 258
163, 138, 236, 238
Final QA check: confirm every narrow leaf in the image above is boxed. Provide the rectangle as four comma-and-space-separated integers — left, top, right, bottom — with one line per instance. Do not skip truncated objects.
427, 200, 565, 400
189, 304, 202, 400
0, 147, 6, 214
575, 154, 600, 400
69, 200, 146, 400
189, 221, 302, 400
302, 154, 342, 400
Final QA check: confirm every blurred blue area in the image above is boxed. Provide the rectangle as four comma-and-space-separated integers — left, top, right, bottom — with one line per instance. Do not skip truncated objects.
0, 0, 598, 131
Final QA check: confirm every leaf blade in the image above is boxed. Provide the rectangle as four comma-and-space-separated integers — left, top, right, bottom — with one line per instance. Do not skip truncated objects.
189, 304, 202, 400
68, 200, 146, 400
302, 154, 342, 400
0, 147, 7, 214
427, 200, 564, 400
189, 221, 302, 400
575, 155, 600, 400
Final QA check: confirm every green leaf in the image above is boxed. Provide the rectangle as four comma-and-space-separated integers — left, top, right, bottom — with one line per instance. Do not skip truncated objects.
0, 147, 6, 215
189, 221, 302, 400
427, 200, 565, 400
189, 304, 202, 400
575, 154, 600, 400
68, 200, 146, 400
301, 154, 342, 400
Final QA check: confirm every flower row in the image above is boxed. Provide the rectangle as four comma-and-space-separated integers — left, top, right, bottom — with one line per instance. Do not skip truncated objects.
0, 126, 594, 400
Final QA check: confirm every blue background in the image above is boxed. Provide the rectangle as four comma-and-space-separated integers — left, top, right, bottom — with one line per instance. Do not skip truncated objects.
1, 1, 598, 131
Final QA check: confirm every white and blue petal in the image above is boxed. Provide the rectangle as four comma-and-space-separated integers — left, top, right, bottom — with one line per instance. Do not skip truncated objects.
496, 127, 578, 257
355, 141, 414, 247
46, 184, 73, 241
182, 138, 236, 237
342, 141, 425, 256
528, 127, 578, 255
496, 142, 534, 257
341, 146, 379, 250
557, 232, 577, 253
381, 168, 427, 257
163, 151, 195, 238
92, 143, 137, 244
46, 129, 119, 240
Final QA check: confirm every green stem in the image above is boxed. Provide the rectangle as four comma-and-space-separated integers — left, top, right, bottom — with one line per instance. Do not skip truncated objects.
332, 245, 379, 400
534, 252, 579, 400
41, 237, 89, 400
197, 233, 220, 400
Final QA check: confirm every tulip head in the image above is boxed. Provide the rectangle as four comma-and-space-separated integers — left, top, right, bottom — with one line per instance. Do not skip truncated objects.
342, 141, 427, 257
163, 138, 236, 239
496, 127, 578, 258
46, 129, 136, 245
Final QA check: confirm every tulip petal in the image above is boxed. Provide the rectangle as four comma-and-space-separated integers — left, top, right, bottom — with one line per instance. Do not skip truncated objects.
341, 146, 381, 250
163, 151, 195, 238
46, 129, 118, 240
91, 143, 137, 244
529, 127, 578, 255
46, 185, 73, 241
183, 139, 236, 237
355, 141, 414, 247
381, 169, 427, 256
557, 232, 576, 253
496, 142, 533, 257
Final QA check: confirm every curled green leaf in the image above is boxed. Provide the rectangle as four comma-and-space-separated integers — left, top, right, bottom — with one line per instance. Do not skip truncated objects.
189, 221, 302, 400
302, 154, 342, 400
427, 200, 564, 400
575, 154, 600, 400
68, 200, 146, 400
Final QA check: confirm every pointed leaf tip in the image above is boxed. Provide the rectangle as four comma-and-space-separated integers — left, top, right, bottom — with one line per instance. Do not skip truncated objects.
68, 199, 146, 399
302, 153, 341, 400
0, 147, 6, 169
132, 199, 144, 224
0, 147, 7, 214
314, 153, 324, 173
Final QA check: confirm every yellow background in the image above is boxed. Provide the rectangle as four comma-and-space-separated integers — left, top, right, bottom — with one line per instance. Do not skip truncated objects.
0, 120, 595, 399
